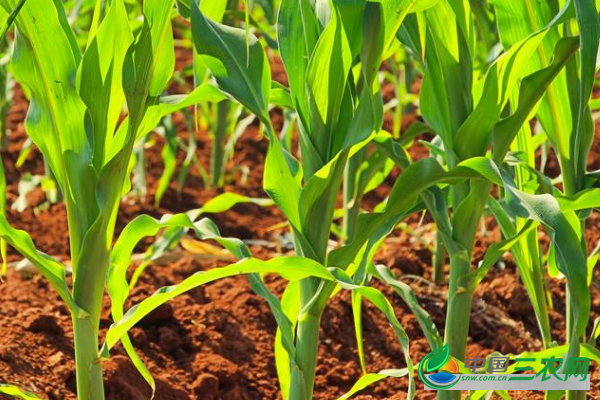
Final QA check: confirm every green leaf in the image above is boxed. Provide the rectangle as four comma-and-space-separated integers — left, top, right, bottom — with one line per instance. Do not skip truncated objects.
129, 193, 272, 288
360, 2, 385, 86
277, 0, 319, 127
351, 290, 366, 373
103, 257, 335, 351
373, 264, 443, 351
191, 0, 271, 124
0, 383, 43, 400
492, 37, 579, 160
487, 197, 551, 344
335, 369, 409, 400
0, 0, 26, 44
333, 0, 366, 60
136, 82, 226, 140
275, 282, 301, 400
0, 0, 92, 254
572, 0, 599, 167
306, 7, 352, 165
79, 0, 133, 171
299, 152, 348, 260
454, 30, 548, 159
108, 213, 254, 389
325, 267, 416, 398
105, 258, 417, 398
381, 0, 437, 52
468, 217, 539, 289
263, 138, 303, 230
122, 0, 177, 132
0, 214, 82, 316
419, 0, 473, 147
589, 317, 600, 344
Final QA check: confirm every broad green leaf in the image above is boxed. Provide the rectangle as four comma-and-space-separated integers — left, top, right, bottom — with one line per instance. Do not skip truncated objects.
454, 31, 547, 159
122, 0, 177, 132
381, 0, 438, 53
356, 149, 394, 198
177, 0, 228, 20
420, 0, 472, 148
333, 83, 383, 154
306, 7, 352, 167
0, 0, 91, 254
201, 0, 228, 21
333, 0, 365, 59
556, 188, 600, 212
360, 2, 384, 86
263, 138, 303, 230
79, 0, 133, 171
270, 82, 293, 109
492, 37, 579, 160
278, 0, 319, 127
191, 0, 271, 124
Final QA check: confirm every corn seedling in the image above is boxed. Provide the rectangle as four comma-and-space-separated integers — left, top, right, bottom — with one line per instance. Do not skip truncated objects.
396, 1, 598, 399
187, 0, 437, 398
0, 0, 205, 398
492, 1, 599, 400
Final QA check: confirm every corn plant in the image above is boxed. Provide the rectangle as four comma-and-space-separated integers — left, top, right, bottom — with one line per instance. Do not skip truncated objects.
0, 0, 191, 398
491, 1, 599, 400
395, 1, 598, 399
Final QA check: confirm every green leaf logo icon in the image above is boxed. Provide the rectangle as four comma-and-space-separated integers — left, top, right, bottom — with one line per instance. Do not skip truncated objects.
425, 343, 450, 372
